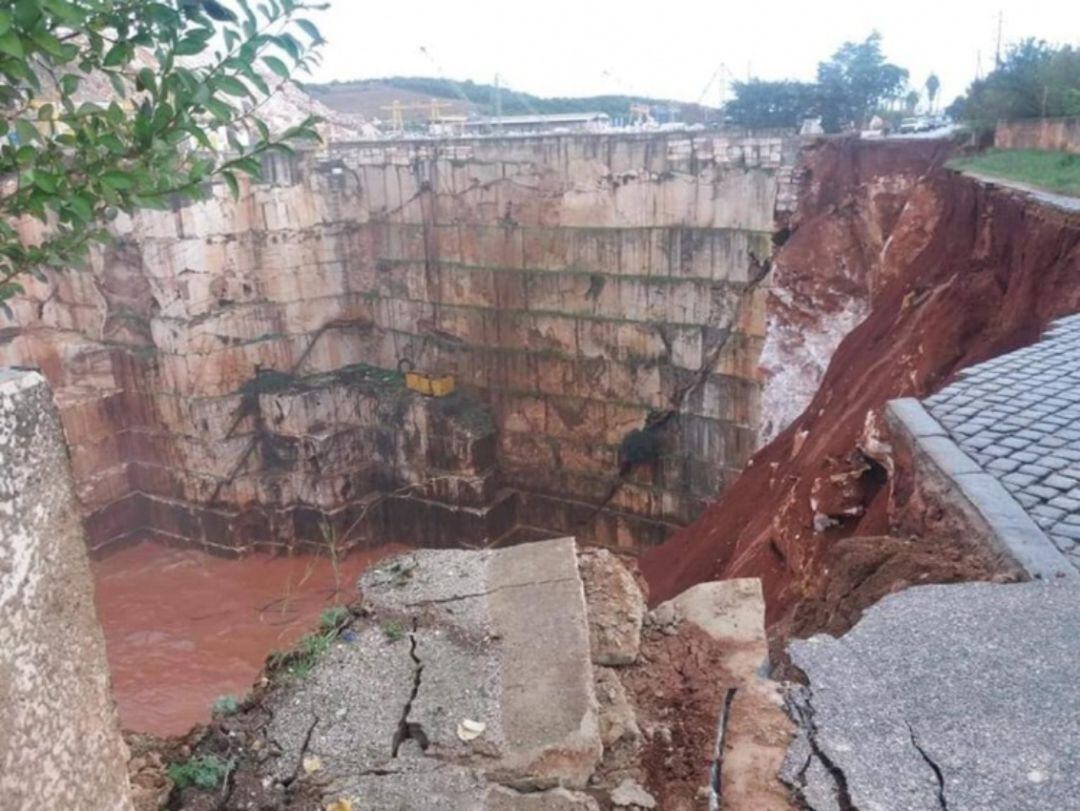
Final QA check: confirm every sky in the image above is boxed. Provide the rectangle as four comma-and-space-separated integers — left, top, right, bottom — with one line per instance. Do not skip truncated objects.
304, 0, 1079, 108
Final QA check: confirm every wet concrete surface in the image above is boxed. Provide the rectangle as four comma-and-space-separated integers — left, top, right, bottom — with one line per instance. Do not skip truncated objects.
91, 541, 406, 736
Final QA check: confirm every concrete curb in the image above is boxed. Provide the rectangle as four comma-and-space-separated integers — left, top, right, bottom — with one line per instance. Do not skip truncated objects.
886, 397, 1076, 580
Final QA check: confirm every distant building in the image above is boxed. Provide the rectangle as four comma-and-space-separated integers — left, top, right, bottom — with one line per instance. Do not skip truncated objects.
463, 112, 611, 134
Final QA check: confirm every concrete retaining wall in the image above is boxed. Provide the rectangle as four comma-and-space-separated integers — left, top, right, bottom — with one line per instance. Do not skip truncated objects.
0, 370, 132, 808
994, 118, 1080, 154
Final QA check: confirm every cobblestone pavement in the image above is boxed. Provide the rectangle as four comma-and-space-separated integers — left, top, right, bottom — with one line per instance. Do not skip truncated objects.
924, 315, 1080, 572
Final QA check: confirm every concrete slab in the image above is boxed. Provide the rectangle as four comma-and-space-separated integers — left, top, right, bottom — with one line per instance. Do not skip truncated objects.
264, 538, 601, 806
786, 581, 1080, 810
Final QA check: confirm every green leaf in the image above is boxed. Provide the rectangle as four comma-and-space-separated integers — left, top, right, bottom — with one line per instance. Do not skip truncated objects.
204, 97, 233, 121
222, 170, 239, 198
202, 0, 238, 22
32, 172, 58, 194
215, 76, 249, 98
67, 195, 93, 223
103, 43, 129, 67
295, 19, 323, 43
102, 171, 135, 190
137, 68, 157, 95
0, 31, 24, 58
30, 29, 65, 58
0, 11, 11, 36
262, 55, 289, 79
175, 36, 209, 56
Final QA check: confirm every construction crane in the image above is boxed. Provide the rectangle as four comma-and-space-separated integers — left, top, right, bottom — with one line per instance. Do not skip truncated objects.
380, 99, 457, 132
697, 62, 735, 108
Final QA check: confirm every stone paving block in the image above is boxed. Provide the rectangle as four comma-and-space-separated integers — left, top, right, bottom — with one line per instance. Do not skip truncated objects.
921, 314, 1080, 574
1048, 495, 1080, 512
987, 457, 1021, 474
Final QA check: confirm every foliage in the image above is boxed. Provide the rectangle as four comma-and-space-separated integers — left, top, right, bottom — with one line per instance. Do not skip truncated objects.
211, 694, 239, 717
319, 604, 349, 631
947, 149, 1080, 196
925, 73, 940, 111
726, 33, 908, 132
168, 754, 234, 790
947, 40, 1080, 129
815, 32, 908, 132
725, 79, 818, 129
268, 622, 336, 678
0, 0, 327, 307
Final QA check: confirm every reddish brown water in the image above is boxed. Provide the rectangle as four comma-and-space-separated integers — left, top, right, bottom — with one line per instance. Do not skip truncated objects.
91, 541, 405, 736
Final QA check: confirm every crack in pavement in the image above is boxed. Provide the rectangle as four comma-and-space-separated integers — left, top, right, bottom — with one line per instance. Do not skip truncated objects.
906, 722, 949, 811
391, 618, 429, 757
789, 690, 859, 811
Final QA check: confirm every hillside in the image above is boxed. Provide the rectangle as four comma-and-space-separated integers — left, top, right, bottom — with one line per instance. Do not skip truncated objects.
304, 75, 714, 123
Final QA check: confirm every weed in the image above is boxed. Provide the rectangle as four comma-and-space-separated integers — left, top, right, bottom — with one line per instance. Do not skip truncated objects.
211, 694, 239, 718
320, 605, 350, 632
168, 754, 234, 790
382, 621, 405, 642
268, 628, 336, 681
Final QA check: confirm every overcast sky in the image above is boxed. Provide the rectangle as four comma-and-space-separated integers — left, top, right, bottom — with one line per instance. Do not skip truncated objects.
305, 1, 1079, 108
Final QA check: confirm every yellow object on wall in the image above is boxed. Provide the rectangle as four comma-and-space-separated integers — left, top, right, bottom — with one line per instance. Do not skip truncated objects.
405, 371, 456, 397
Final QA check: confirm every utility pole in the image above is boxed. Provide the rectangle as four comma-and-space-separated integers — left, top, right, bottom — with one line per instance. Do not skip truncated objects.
493, 73, 502, 121
994, 10, 1003, 69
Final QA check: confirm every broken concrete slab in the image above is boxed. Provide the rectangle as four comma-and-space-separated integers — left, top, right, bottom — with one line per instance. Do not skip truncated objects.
578, 548, 646, 666
643, 578, 795, 810
261, 537, 601, 807
786, 580, 1080, 810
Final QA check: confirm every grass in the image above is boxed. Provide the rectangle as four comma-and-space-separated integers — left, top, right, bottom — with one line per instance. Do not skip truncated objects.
948, 149, 1080, 196
168, 754, 234, 790
211, 694, 239, 718
266, 605, 352, 683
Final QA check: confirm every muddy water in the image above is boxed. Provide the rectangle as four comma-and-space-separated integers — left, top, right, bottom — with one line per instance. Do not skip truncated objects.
91, 541, 406, 736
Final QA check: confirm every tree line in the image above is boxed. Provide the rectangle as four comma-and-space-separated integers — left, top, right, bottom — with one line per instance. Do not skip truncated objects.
946, 40, 1080, 130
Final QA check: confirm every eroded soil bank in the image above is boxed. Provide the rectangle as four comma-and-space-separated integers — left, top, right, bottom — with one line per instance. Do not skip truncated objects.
92, 542, 405, 735
642, 137, 1080, 635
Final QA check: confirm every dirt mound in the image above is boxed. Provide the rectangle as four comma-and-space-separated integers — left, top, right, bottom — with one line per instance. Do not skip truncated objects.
641, 138, 1080, 634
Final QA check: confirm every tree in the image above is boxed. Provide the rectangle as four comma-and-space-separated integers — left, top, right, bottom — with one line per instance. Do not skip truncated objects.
925, 72, 940, 112
0, 0, 326, 308
725, 79, 819, 129
816, 32, 909, 132
948, 40, 1080, 129
904, 89, 920, 114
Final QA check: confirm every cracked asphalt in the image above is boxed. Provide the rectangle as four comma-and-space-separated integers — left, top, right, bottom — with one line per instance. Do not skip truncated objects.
782, 580, 1080, 810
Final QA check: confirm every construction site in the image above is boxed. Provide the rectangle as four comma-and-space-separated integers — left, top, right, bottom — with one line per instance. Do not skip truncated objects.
2, 4, 1080, 811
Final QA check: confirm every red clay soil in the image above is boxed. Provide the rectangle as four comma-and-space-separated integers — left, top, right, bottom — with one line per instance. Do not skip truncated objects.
619, 622, 739, 811
641, 137, 1080, 632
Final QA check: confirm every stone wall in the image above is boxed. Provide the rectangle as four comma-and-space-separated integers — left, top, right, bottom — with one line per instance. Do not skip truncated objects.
0, 370, 132, 809
1, 130, 799, 553
994, 117, 1080, 154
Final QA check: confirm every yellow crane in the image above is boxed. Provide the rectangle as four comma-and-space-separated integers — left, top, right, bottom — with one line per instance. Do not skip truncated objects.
380, 99, 456, 132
